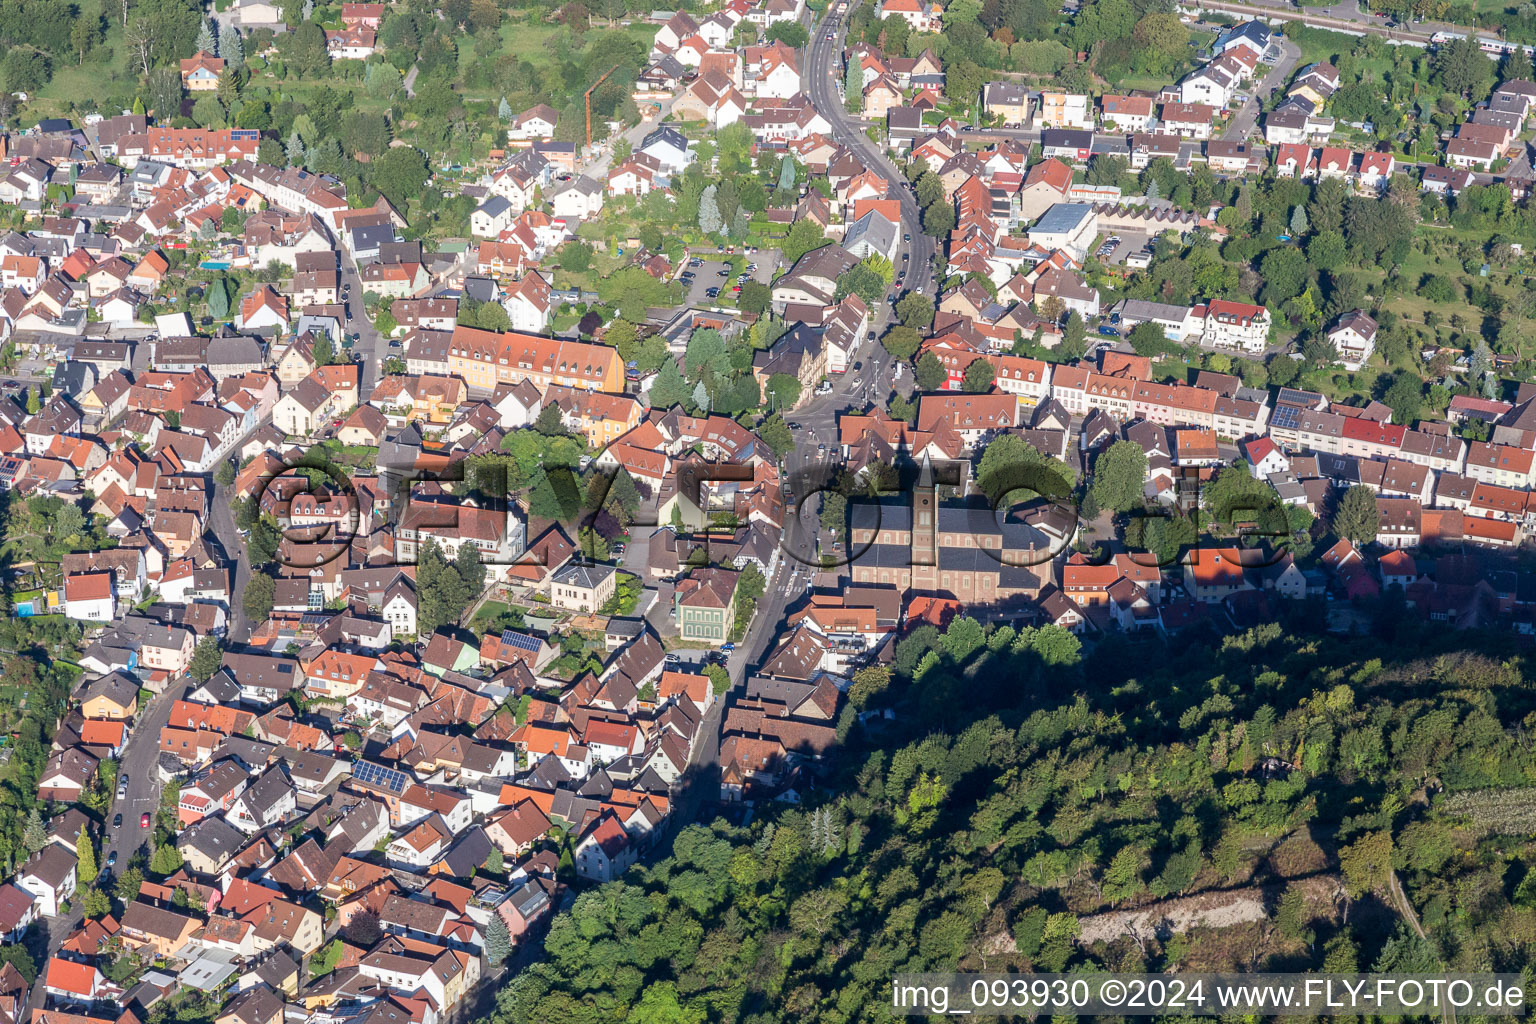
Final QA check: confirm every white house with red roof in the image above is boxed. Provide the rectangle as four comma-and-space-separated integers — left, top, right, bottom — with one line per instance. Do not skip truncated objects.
63, 570, 115, 621
876, 0, 940, 31
1243, 437, 1289, 479
1357, 151, 1394, 192
1202, 299, 1271, 353
238, 286, 289, 331
1316, 146, 1352, 180
502, 271, 552, 334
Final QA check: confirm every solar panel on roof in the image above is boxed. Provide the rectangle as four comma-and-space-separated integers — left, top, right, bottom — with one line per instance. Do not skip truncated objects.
498, 630, 543, 651
352, 761, 408, 793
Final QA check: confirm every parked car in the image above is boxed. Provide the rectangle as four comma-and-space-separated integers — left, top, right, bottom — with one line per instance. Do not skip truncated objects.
112, 813, 122, 828
106, 851, 117, 868
1098, 325, 1121, 336
140, 813, 151, 828
721, 642, 736, 652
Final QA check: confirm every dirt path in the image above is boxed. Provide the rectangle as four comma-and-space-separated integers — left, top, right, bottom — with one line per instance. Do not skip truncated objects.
1075, 874, 1342, 945
1389, 870, 1454, 1024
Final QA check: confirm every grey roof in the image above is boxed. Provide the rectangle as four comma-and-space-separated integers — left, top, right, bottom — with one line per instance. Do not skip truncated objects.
476, 196, 512, 218
178, 814, 246, 864
1031, 203, 1094, 235
437, 826, 495, 878
641, 126, 689, 153
842, 209, 898, 258
78, 669, 140, 708
551, 561, 617, 589
238, 765, 295, 818
984, 81, 1026, 105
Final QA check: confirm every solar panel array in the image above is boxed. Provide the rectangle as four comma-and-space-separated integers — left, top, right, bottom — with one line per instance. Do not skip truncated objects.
352, 761, 409, 794
1270, 404, 1301, 431
499, 630, 543, 652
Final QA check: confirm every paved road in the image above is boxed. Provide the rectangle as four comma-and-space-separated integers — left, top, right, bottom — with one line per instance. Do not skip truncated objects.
210, 455, 257, 646
580, 97, 677, 179
341, 262, 387, 394
24, 677, 184, 1014
1221, 36, 1302, 141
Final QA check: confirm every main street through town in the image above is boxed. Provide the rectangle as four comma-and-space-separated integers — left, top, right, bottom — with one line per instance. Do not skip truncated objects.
664, 0, 935, 834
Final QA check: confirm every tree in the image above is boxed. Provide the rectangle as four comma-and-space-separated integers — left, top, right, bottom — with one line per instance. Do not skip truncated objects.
881, 325, 922, 361
0, 945, 36, 984
196, 18, 215, 53
698, 185, 722, 235
1290, 205, 1309, 236
765, 20, 808, 46
1259, 246, 1310, 306
961, 357, 995, 392
54, 502, 84, 540
192, 94, 225, 128
896, 292, 935, 332
1333, 485, 1379, 545
684, 329, 729, 380
1340, 829, 1394, 898
1127, 320, 1174, 358
370, 146, 430, 210
189, 637, 223, 681
765, 373, 802, 411
76, 826, 97, 884
1062, 310, 1086, 350
115, 866, 144, 903
1434, 36, 1495, 99
146, 65, 183, 119
280, 20, 330, 76
72, 16, 97, 63
758, 414, 793, 457
207, 277, 231, 320
485, 916, 513, 964
220, 24, 243, 70
1382, 373, 1423, 426
1307, 230, 1347, 272
22, 808, 45, 855
149, 843, 184, 876
649, 359, 690, 409
921, 201, 955, 236
1091, 440, 1148, 513
559, 241, 594, 275
914, 351, 946, 391
79, 887, 112, 919
835, 264, 885, 309
243, 572, 276, 622
781, 220, 828, 265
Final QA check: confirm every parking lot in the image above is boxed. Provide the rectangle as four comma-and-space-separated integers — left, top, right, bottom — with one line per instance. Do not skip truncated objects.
679, 255, 775, 308
1096, 232, 1151, 266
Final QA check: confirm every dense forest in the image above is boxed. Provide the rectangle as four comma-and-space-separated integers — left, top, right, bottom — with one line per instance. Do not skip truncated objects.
489, 606, 1536, 1023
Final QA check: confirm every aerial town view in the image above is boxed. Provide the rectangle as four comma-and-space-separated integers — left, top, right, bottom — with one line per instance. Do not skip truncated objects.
2, 0, 1536, 1016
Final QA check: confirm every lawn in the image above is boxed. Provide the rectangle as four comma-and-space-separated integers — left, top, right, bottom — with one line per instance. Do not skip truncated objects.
32, 0, 136, 117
